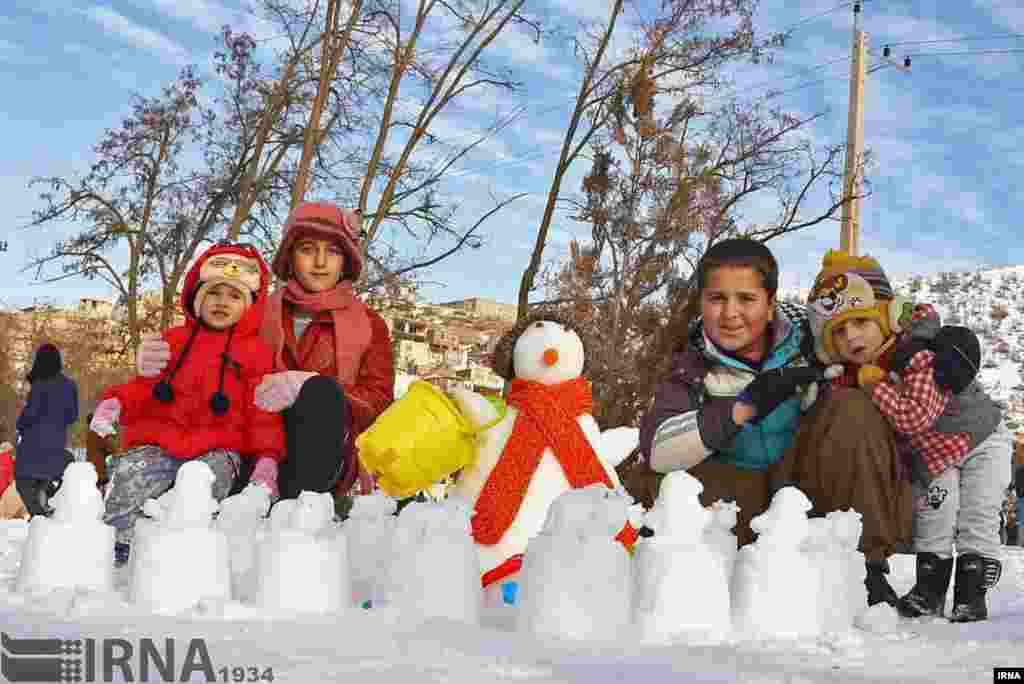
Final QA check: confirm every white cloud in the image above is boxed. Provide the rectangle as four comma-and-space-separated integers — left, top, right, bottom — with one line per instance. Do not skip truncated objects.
81, 6, 188, 64
979, 2, 1024, 33
490, 21, 572, 82
129, 0, 233, 34
544, 0, 614, 24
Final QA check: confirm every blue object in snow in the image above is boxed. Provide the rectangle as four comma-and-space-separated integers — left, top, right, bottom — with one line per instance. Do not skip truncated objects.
502, 581, 519, 606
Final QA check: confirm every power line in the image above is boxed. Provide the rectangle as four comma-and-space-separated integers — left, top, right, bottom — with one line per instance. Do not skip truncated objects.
903, 48, 1024, 57
762, 0, 877, 37
698, 54, 852, 105
882, 33, 1024, 47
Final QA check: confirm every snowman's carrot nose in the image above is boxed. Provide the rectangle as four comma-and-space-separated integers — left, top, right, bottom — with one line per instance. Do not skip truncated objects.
542, 348, 559, 366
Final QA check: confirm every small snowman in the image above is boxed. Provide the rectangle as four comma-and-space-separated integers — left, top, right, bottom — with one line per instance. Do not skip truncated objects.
732, 486, 821, 639
130, 461, 231, 614
448, 311, 639, 601
633, 471, 730, 642
644, 469, 710, 542
386, 498, 481, 624
749, 486, 812, 550
704, 498, 741, 581
343, 492, 398, 608
143, 460, 220, 527
516, 485, 634, 641
16, 462, 115, 594
254, 491, 349, 615
825, 509, 868, 628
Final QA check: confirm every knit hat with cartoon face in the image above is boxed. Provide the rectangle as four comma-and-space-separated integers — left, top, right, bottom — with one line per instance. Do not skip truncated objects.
806, 250, 908, 364
192, 250, 264, 316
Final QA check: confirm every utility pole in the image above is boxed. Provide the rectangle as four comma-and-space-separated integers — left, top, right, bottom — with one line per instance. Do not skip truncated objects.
840, 2, 867, 256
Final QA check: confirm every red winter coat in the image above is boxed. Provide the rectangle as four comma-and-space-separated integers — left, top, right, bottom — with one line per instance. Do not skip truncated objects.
278, 305, 394, 437
104, 245, 286, 462
0, 446, 14, 497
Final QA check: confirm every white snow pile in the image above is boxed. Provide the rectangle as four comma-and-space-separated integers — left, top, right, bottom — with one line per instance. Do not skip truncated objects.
16, 461, 114, 595
385, 497, 481, 624
252, 490, 349, 615
130, 461, 231, 614
517, 484, 638, 641
634, 471, 732, 642
342, 491, 398, 608
4, 461, 1024, 682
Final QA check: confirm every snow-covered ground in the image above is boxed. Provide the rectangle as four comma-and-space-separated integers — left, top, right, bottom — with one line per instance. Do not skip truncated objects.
2, 513, 1023, 684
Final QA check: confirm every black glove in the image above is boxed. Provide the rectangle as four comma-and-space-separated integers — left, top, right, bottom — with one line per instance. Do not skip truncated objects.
887, 338, 930, 375
931, 326, 981, 394
738, 366, 824, 420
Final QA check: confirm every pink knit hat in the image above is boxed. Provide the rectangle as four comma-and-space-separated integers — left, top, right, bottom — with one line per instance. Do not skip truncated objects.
271, 201, 364, 281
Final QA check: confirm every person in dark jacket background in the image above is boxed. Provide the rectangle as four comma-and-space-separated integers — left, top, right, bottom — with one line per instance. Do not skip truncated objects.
15, 343, 79, 516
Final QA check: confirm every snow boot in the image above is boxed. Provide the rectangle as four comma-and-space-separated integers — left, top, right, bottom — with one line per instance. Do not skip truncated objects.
114, 542, 131, 568
949, 553, 1002, 623
896, 552, 953, 618
865, 558, 899, 607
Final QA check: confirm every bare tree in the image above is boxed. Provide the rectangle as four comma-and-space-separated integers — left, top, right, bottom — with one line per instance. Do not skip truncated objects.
292, 0, 367, 209
536, 8, 855, 426
349, 0, 538, 288
516, 0, 793, 320
25, 69, 206, 351
0, 312, 21, 441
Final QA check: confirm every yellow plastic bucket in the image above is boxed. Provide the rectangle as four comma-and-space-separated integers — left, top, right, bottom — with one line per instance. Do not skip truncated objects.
355, 381, 502, 498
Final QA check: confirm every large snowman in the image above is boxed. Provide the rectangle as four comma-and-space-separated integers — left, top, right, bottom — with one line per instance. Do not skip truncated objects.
449, 311, 639, 597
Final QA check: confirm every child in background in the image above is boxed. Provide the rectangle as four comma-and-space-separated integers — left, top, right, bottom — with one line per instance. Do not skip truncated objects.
807, 250, 1011, 622
85, 413, 117, 489
0, 439, 20, 518
90, 243, 286, 565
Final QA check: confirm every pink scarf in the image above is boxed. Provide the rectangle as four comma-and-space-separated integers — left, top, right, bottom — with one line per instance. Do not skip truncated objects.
261, 279, 371, 386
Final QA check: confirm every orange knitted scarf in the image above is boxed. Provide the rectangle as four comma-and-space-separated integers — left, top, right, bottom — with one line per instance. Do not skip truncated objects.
471, 376, 638, 551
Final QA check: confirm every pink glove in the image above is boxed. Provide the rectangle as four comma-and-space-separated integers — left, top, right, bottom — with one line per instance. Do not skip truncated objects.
89, 398, 121, 437
137, 334, 172, 377
249, 456, 279, 499
254, 371, 318, 412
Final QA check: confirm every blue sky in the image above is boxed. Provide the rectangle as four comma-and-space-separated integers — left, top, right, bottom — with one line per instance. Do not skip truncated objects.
1, 0, 1023, 310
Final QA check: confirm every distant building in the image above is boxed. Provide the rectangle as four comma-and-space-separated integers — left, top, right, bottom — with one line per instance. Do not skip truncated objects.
441, 297, 517, 322
77, 298, 115, 318
395, 339, 434, 371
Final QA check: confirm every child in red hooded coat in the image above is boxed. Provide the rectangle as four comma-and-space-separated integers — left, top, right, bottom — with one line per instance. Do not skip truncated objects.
90, 243, 285, 565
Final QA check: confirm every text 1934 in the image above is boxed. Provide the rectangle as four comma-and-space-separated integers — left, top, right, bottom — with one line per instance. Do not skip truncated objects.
218, 665, 275, 682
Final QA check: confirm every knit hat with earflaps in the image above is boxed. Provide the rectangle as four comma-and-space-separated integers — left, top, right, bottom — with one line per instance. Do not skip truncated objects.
806, 250, 913, 364
192, 251, 263, 316
154, 243, 272, 415
272, 201, 364, 282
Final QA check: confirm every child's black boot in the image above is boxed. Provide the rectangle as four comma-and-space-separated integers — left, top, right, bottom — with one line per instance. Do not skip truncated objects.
865, 558, 899, 607
949, 553, 1002, 623
896, 552, 953, 618
114, 542, 131, 568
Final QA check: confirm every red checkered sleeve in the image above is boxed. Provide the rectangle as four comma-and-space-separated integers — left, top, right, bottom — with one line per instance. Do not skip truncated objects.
871, 350, 950, 436
910, 303, 938, 325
